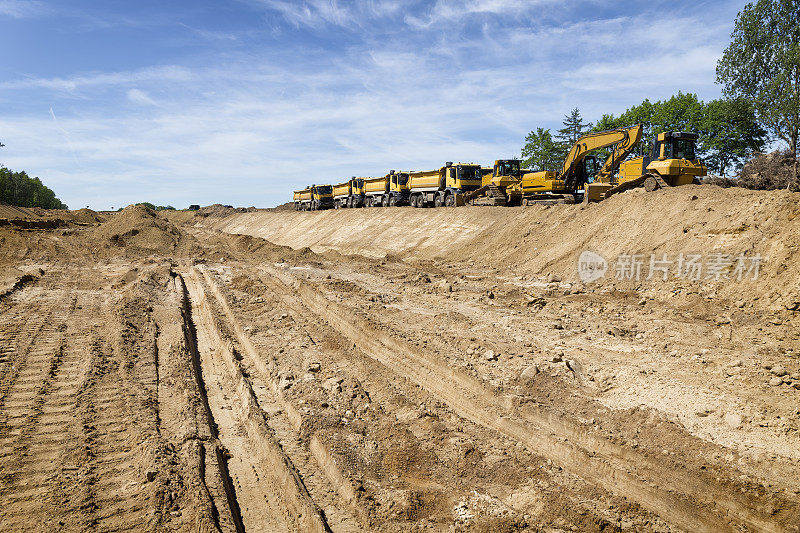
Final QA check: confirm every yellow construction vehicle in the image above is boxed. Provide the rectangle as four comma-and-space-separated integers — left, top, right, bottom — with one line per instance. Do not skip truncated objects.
363, 175, 389, 207
408, 162, 482, 207
464, 159, 524, 206
586, 131, 707, 202
386, 170, 411, 206
301, 184, 333, 210
521, 124, 642, 204
333, 177, 366, 208
293, 188, 312, 210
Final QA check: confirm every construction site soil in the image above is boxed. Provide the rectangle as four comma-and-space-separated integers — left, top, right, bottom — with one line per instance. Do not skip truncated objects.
1, 186, 799, 532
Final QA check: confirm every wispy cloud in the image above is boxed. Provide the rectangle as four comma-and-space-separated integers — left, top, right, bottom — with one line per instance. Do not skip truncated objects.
126, 88, 157, 106
0, 0, 48, 18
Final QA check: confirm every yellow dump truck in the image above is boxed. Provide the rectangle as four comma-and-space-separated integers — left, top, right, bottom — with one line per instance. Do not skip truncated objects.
293, 188, 312, 210
386, 171, 411, 206
333, 177, 366, 208
295, 184, 333, 211
586, 131, 707, 201
408, 162, 482, 207
363, 175, 390, 207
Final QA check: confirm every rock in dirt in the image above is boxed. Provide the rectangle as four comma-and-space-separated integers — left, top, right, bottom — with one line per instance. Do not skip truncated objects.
770, 365, 787, 377
566, 359, 583, 379
307, 362, 321, 373
551, 319, 564, 330
768, 376, 784, 387
724, 412, 743, 429
520, 365, 540, 380
484, 350, 498, 362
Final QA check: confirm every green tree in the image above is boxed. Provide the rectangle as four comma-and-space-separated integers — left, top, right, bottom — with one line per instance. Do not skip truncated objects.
555, 108, 593, 147
521, 128, 564, 171
0, 167, 68, 209
701, 98, 767, 176
716, 0, 800, 159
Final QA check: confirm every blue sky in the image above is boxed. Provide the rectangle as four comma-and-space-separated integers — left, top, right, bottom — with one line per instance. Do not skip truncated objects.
1, 0, 746, 209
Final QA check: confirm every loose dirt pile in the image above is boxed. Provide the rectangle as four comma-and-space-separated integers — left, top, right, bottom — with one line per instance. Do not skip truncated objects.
89, 204, 197, 255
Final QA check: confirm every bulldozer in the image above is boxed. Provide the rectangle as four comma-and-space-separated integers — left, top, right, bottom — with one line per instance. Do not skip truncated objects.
463, 159, 524, 206
585, 131, 707, 202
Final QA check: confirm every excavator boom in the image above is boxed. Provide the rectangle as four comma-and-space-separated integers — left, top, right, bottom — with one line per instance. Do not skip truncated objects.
594, 124, 642, 182
560, 124, 642, 189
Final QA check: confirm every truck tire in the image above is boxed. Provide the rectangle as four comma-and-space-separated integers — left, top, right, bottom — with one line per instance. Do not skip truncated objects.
444, 193, 455, 207
389, 195, 396, 207
434, 193, 444, 207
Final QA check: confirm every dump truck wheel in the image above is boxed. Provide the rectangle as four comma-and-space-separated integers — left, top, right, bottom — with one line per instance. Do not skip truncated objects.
389, 196, 396, 207
445, 193, 455, 207
644, 175, 660, 192
434, 193, 444, 208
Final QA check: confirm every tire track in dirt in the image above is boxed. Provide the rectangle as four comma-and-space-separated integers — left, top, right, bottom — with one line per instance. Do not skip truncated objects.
181, 268, 331, 533
0, 287, 99, 531
265, 265, 790, 533
195, 265, 368, 532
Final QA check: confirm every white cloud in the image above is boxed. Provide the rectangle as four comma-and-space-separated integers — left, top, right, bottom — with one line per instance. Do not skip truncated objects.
126, 88, 157, 106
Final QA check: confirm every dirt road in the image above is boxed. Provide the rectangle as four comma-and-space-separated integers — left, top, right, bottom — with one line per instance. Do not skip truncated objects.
1, 193, 798, 531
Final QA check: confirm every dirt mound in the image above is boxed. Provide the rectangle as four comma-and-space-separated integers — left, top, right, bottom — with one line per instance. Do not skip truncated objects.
270, 202, 294, 211
196, 204, 255, 218
738, 150, 799, 191
90, 204, 194, 254
0, 203, 41, 220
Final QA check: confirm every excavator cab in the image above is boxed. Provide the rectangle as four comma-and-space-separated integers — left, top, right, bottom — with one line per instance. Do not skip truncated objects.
577, 155, 600, 186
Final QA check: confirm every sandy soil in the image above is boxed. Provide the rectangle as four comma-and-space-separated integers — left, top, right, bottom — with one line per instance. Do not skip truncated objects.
1, 192, 798, 532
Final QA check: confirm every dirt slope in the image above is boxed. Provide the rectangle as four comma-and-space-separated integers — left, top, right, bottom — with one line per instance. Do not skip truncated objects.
206, 185, 800, 308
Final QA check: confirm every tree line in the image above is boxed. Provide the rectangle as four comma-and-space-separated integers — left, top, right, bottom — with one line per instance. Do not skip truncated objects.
0, 167, 68, 210
522, 0, 799, 180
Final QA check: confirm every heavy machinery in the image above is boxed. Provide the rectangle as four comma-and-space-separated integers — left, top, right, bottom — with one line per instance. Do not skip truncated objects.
363, 175, 390, 207
385, 170, 411, 206
520, 124, 643, 204
293, 188, 312, 210
408, 162, 482, 207
333, 177, 366, 208
294, 184, 333, 211
585, 131, 707, 201
464, 159, 524, 206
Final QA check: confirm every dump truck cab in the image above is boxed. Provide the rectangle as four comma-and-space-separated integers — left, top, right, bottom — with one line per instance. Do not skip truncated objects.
408, 162, 482, 208
333, 177, 366, 208
309, 184, 334, 210
386, 170, 411, 206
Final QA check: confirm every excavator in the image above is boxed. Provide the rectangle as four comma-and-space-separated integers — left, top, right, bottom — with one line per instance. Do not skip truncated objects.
463, 125, 642, 206
519, 124, 643, 204
585, 131, 707, 201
